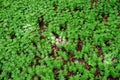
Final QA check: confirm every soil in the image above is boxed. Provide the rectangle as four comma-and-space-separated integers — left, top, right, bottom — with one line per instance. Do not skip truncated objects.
94, 67, 101, 76
38, 16, 44, 33
76, 40, 83, 51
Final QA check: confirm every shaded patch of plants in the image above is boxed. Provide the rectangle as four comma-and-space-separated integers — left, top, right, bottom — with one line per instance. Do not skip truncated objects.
40, 35, 46, 40
7, 72, 12, 79
16, 50, 20, 55
32, 74, 41, 80
30, 61, 34, 67
62, 58, 67, 65
0, 69, 2, 74
52, 31, 59, 38
104, 40, 110, 46
32, 41, 37, 49
34, 55, 40, 65
102, 13, 109, 22
61, 47, 67, 52
59, 22, 67, 31
73, 7, 83, 12
118, 11, 120, 16
49, 43, 59, 59
53, 68, 59, 80
19, 67, 23, 73
53, 4, 58, 11
10, 32, 16, 39
108, 75, 119, 80
64, 71, 78, 80
90, 0, 98, 9
69, 57, 91, 70
95, 46, 104, 62
117, 24, 120, 29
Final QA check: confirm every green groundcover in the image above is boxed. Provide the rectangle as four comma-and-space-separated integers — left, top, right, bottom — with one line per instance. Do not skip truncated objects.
0, 0, 120, 80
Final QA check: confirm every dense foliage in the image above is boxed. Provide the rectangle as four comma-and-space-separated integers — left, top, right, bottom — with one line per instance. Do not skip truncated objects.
0, 0, 120, 80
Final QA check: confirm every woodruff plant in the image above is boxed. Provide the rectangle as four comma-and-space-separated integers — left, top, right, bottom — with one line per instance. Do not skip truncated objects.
0, 0, 120, 80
